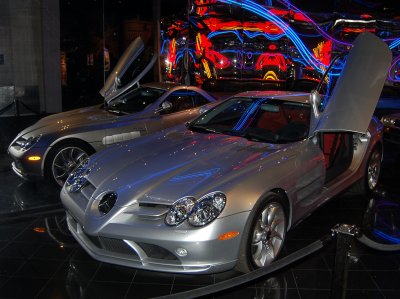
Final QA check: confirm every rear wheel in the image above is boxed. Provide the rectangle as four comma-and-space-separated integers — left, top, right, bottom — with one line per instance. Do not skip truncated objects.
45, 141, 94, 187
236, 193, 287, 273
352, 145, 382, 195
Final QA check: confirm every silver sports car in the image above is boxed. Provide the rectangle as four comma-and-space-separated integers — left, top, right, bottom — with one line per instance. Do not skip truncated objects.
7, 37, 219, 187
61, 32, 392, 274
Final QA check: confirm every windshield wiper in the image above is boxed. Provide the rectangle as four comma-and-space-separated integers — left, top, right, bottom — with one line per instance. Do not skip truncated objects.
238, 130, 278, 143
105, 107, 128, 115
187, 124, 221, 134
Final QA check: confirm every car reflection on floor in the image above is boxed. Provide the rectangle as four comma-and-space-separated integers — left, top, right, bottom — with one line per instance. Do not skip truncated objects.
13, 181, 61, 211
362, 195, 400, 245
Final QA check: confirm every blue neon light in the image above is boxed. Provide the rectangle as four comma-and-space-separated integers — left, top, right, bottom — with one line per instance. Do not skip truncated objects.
233, 98, 265, 131
170, 168, 220, 183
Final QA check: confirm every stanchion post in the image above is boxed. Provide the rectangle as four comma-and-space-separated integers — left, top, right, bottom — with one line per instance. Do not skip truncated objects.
330, 224, 360, 299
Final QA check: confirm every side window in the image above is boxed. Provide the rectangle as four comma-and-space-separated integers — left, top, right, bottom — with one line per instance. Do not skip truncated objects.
161, 92, 194, 114
193, 94, 211, 107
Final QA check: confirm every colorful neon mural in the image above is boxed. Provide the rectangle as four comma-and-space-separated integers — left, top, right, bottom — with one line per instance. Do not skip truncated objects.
160, 0, 400, 86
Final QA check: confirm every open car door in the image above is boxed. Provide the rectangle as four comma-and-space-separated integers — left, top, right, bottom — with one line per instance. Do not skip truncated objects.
312, 31, 392, 134
100, 36, 157, 103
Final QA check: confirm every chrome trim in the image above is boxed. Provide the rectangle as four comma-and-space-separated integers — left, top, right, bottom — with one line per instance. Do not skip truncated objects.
11, 162, 25, 179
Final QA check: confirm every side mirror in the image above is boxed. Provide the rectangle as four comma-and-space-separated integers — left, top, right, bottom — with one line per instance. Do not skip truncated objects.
154, 101, 173, 114
199, 105, 210, 115
115, 76, 122, 88
308, 89, 322, 137
309, 89, 321, 118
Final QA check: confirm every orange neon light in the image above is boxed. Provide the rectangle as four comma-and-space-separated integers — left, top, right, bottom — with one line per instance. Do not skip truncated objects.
313, 40, 332, 66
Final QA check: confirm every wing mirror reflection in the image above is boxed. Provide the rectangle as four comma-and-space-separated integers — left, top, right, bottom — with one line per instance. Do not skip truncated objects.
309, 89, 322, 118
115, 77, 121, 88
199, 105, 210, 115
154, 101, 173, 114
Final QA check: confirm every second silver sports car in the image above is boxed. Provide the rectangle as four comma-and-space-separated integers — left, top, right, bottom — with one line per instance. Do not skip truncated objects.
61, 32, 391, 274
7, 37, 219, 187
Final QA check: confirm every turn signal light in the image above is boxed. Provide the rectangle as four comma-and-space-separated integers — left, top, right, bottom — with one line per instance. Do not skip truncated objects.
218, 231, 240, 241
28, 156, 41, 161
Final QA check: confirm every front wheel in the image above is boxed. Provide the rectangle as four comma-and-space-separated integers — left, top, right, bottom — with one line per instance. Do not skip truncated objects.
236, 193, 287, 273
45, 142, 94, 187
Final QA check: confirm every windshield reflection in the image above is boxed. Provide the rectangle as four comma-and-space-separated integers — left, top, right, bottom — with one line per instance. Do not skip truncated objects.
105, 87, 165, 114
189, 97, 310, 143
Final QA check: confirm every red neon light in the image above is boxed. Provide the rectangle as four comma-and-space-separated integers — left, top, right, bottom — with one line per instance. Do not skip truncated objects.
202, 19, 283, 34
360, 14, 373, 19
269, 8, 288, 17
196, 34, 230, 69
269, 8, 310, 23
268, 44, 277, 51
194, 0, 217, 16
255, 53, 287, 72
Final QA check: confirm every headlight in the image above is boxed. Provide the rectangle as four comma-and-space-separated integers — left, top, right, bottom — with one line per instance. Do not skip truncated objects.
165, 192, 226, 227
14, 135, 42, 151
188, 192, 226, 227
65, 158, 91, 192
165, 197, 195, 226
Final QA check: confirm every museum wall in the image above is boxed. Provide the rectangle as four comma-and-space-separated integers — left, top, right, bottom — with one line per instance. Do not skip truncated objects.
0, 0, 61, 116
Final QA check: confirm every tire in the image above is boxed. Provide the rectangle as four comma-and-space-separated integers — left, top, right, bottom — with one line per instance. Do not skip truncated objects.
351, 145, 382, 196
45, 141, 94, 188
235, 192, 287, 273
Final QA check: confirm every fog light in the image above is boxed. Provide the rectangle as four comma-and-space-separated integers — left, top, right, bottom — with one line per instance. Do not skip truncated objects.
175, 248, 188, 257
28, 156, 41, 161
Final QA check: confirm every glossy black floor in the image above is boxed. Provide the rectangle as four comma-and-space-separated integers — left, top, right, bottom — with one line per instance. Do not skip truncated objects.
1, 118, 400, 299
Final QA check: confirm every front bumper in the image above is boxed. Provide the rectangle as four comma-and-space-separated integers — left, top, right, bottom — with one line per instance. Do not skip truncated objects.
8, 145, 45, 180
62, 188, 249, 274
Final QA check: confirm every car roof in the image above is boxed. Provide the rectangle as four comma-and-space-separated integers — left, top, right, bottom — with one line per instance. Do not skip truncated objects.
140, 81, 184, 90
232, 90, 310, 104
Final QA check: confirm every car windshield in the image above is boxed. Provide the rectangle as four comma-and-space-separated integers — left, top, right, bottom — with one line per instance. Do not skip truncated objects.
105, 87, 165, 114
188, 97, 311, 143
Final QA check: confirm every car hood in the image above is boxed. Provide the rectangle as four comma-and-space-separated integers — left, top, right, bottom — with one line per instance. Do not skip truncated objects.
88, 127, 285, 207
18, 105, 116, 136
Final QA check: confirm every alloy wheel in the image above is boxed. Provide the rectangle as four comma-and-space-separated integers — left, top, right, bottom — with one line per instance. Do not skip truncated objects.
52, 147, 88, 187
251, 201, 286, 267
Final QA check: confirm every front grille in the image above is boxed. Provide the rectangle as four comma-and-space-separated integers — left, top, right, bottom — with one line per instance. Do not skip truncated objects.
137, 243, 178, 260
85, 234, 139, 257
83, 232, 177, 261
